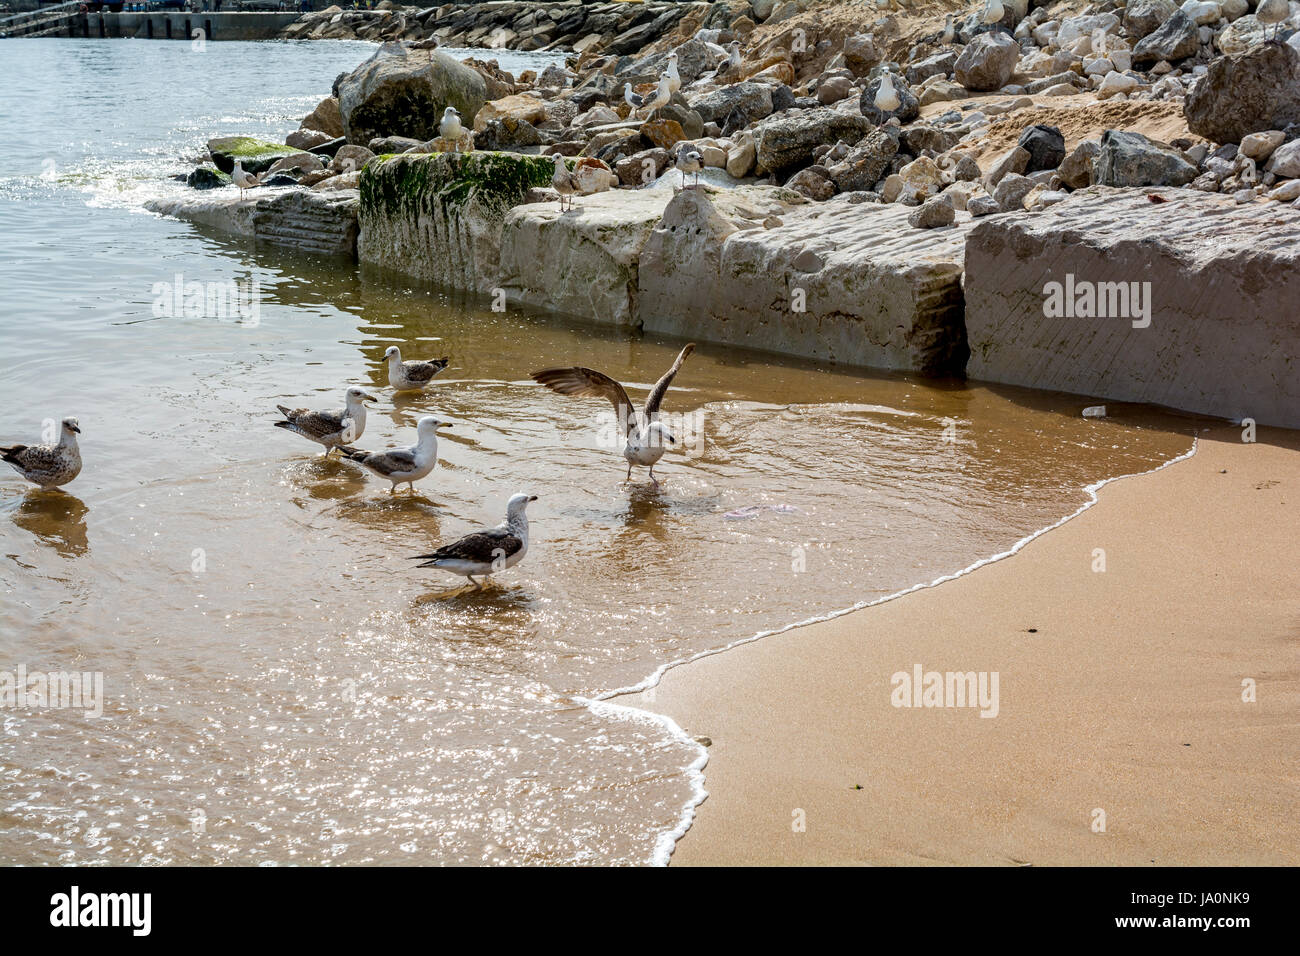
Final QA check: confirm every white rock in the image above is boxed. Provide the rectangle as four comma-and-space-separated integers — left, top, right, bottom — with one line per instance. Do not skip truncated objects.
1097, 71, 1139, 96
1267, 179, 1300, 201
1083, 56, 1114, 75
1240, 130, 1285, 162
1110, 49, 1133, 71
1180, 0, 1222, 25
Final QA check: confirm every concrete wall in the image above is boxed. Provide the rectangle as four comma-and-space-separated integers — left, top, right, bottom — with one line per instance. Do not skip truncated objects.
68, 11, 300, 39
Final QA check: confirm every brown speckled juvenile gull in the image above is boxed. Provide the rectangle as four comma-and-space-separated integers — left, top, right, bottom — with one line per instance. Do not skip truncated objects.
383, 345, 450, 391
2, 416, 82, 490
274, 386, 375, 455
531, 343, 695, 487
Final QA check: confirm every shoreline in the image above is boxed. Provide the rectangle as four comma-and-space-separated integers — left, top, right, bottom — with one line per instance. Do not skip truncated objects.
621, 425, 1300, 865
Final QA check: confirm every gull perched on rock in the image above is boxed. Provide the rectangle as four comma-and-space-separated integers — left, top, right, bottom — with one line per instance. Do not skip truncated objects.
411, 492, 537, 590
551, 153, 578, 211
664, 51, 682, 95
623, 82, 644, 110
532, 343, 695, 486
675, 146, 703, 191
384, 345, 450, 392
1257, 0, 1288, 40
440, 106, 463, 142
342, 415, 450, 494
982, 0, 1005, 29
273, 386, 375, 456
232, 160, 265, 198
941, 13, 956, 44
2, 417, 82, 490
874, 67, 901, 124
722, 40, 742, 72
640, 75, 672, 120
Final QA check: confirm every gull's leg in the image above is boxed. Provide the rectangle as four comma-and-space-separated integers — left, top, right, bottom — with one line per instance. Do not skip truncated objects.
466, 575, 478, 590
626, 462, 633, 482
389, 484, 396, 495
649, 465, 660, 489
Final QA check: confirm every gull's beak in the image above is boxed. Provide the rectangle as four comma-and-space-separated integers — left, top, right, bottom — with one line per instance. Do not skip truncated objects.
362, 393, 378, 403
529, 495, 538, 502
68, 423, 81, 434
438, 422, 452, 429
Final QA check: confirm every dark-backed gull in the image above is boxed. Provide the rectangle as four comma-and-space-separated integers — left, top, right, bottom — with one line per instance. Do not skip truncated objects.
341, 415, 451, 494
411, 492, 537, 589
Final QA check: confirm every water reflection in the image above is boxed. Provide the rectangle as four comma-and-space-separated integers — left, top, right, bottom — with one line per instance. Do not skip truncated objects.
10, 490, 89, 558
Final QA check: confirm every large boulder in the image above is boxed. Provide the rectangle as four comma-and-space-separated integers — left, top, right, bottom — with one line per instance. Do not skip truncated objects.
751, 108, 875, 174
963, 187, 1300, 428
954, 32, 1020, 92
689, 82, 775, 127
1185, 41, 1300, 145
300, 96, 345, 138
1131, 11, 1200, 65
1018, 124, 1066, 172
338, 42, 488, 145
207, 136, 308, 175
1124, 0, 1179, 39
1093, 129, 1198, 187
826, 129, 898, 192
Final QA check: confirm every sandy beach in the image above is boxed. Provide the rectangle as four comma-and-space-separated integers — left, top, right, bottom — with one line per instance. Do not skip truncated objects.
626, 426, 1300, 866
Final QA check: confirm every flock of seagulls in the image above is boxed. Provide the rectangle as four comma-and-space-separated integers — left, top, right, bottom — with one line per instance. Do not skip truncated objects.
3, 342, 698, 593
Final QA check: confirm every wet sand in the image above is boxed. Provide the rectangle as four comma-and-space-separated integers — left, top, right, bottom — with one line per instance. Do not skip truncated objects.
626, 426, 1300, 865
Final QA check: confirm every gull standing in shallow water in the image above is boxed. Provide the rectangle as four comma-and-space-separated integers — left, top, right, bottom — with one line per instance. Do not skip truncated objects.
274, 386, 375, 456
532, 343, 695, 487
2, 417, 82, 490
412, 492, 537, 589
342, 415, 451, 494
384, 345, 450, 392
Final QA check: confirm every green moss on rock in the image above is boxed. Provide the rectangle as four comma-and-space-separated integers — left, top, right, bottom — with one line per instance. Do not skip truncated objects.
207, 136, 305, 175
359, 151, 558, 224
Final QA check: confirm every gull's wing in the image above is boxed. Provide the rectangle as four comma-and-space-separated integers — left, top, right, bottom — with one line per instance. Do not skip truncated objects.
532, 365, 635, 438
643, 343, 695, 418
349, 447, 417, 477
278, 407, 346, 441
413, 527, 523, 567
403, 358, 449, 385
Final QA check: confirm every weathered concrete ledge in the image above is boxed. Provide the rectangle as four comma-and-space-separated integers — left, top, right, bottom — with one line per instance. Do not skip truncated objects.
147, 187, 360, 257
964, 187, 1300, 429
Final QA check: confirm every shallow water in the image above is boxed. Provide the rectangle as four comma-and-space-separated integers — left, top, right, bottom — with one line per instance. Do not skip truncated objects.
0, 39, 1197, 865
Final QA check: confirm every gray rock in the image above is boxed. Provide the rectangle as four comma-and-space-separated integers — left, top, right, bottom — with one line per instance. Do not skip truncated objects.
186, 166, 230, 190
827, 128, 899, 192
1058, 139, 1100, 189
1017, 124, 1066, 173
1131, 11, 1199, 65
986, 145, 1030, 188
206, 136, 306, 176
1266, 139, 1300, 179
968, 194, 1001, 216
907, 195, 956, 228
614, 147, 671, 186
368, 135, 425, 154
688, 82, 774, 127
1185, 41, 1300, 145
842, 33, 880, 76
287, 128, 337, 151
817, 75, 855, 105
993, 173, 1036, 211
901, 125, 961, 155
786, 166, 836, 200
337, 42, 488, 145
1093, 129, 1198, 187
475, 118, 544, 151
1124, 0, 1179, 40
751, 107, 875, 174
906, 50, 959, 85
954, 32, 1020, 92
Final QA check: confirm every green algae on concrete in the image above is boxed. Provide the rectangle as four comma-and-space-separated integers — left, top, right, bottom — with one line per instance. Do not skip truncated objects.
359, 151, 557, 223
207, 136, 308, 175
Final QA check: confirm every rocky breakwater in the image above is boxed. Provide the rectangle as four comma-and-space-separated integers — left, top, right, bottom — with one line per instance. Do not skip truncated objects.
964, 186, 1300, 428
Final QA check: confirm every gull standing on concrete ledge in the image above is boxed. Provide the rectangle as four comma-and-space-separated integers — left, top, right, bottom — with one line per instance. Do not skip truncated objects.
2, 417, 82, 490
551, 154, 578, 212
384, 345, 450, 392
342, 415, 451, 494
411, 492, 537, 589
274, 386, 375, 456
232, 160, 264, 198
532, 343, 695, 487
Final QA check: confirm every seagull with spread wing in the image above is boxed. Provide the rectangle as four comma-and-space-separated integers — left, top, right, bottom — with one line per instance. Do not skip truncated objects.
531, 343, 695, 487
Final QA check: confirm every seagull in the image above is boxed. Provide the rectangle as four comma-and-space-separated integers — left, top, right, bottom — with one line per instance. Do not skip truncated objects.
941, 13, 955, 44
551, 153, 578, 212
341, 415, 450, 494
439, 106, 463, 143
623, 82, 644, 110
874, 68, 901, 124
1257, 0, 1287, 40
664, 51, 681, 96
411, 492, 537, 590
982, 0, 1005, 28
724, 40, 742, 72
641, 75, 672, 120
273, 386, 376, 456
232, 160, 264, 198
2, 417, 82, 490
384, 345, 450, 392
531, 343, 695, 487
675, 147, 703, 190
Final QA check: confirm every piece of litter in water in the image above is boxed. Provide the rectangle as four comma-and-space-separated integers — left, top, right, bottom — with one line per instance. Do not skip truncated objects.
1082, 405, 1107, 418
